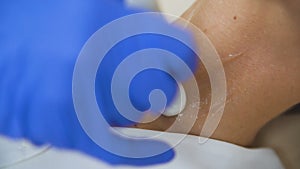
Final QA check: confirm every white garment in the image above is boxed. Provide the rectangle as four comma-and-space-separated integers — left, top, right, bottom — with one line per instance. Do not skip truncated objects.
0, 128, 284, 169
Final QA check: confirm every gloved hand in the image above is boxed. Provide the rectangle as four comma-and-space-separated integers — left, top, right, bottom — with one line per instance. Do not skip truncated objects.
0, 0, 197, 166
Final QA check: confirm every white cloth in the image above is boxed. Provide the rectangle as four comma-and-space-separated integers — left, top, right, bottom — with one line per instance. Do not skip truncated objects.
0, 128, 285, 169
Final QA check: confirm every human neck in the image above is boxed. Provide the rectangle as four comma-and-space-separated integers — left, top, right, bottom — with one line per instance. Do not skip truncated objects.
135, 0, 300, 146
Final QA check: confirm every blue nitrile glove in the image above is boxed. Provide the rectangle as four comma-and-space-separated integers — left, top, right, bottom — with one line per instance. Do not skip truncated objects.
0, 0, 198, 166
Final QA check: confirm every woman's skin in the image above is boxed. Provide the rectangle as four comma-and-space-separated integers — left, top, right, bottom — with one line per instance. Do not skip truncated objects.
135, 0, 300, 146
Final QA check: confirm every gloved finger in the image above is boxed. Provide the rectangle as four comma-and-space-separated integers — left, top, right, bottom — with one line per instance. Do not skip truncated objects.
129, 69, 178, 113
96, 45, 196, 125
95, 34, 186, 126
